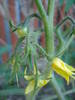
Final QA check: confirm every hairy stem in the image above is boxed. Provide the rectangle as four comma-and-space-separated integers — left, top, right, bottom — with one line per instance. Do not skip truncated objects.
47, 0, 50, 15
35, 0, 54, 58
35, 0, 65, 100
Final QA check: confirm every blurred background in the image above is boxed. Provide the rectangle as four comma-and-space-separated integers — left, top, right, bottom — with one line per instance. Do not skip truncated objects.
0, 0, 75, 100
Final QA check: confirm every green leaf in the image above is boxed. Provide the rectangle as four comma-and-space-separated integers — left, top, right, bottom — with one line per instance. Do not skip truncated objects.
0, 88, 24, 96
9, 20, 13, 28
12, 28, 18, 32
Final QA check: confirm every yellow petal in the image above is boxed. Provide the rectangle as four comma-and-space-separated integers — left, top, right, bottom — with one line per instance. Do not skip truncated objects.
33, 64, 40, 75
25, 79, 49, 94
24, 67, 27, 75
24, 75, 33, 80
52, 63, 69, 81
52, 57, 72, 75
24, 68, 34, 80
65, 63, 75, 72
38, 80, 49, 88
65, 75, 69, 85
52, 57, 74, 84
33, 64, 37, 75
25, 80, 35, 94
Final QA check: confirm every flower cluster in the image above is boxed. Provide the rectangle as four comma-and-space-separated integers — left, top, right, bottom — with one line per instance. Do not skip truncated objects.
24, 57, 75, 94
24, 65, 49, 94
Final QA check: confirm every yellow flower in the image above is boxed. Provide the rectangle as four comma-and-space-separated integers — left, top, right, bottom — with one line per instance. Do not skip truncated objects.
17, 27, 28, 38
25, 79, 49, 94
52, 57, 75, 84
24, 65, 49, 94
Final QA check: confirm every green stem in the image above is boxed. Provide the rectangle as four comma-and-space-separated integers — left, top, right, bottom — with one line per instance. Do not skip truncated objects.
47, 0, 50, 15
35, 0, 64, 100
35, 0, 65, 100
35, 43, 50, 60
26, 92, 35, 100
0, 88, 75, 97
56, 16, 75, 30
26, 89, 40, 100
55, 29, 64, 54
35, 0, 47, 23
45, 0, 55, 57
55, 29, 64, 45
51, 73, 65, 100
42, 88, 75, 100
55, 16, 75, 56
35, 0, 54, 58
56, 35, 74, 57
